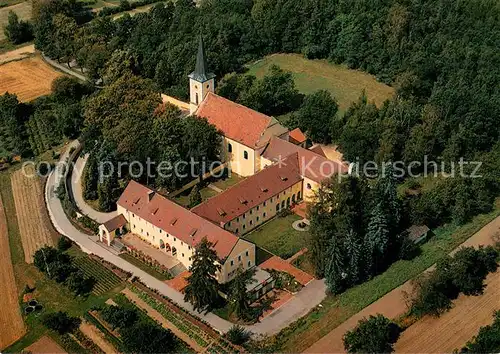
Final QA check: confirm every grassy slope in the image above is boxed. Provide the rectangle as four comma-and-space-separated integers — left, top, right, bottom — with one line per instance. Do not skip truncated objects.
246, 53, 394, 112
274, 198, 500, 352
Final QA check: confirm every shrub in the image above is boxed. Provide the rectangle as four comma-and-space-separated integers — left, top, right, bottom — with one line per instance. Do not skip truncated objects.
58, 236, 73, 251
343, 314, 401, 353
42, 311, 81, 334
225, 325, 251, 345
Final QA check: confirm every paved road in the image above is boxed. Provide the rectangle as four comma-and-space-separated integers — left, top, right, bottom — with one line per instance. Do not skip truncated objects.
71, 154, 118, 224
304, 215, 500, 353
45, 141, 328, 336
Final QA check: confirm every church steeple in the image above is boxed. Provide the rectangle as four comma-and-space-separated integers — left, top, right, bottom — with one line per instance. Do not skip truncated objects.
188, 36, 215, 114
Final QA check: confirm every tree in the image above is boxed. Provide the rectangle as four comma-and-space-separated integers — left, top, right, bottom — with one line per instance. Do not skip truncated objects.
57, 236, 72, 251
343, 314, 401, 353
83, 74, 161, 162
184, 238, 221, 312
228, 267, 256, 321
338, 94, 381, 163
443, 246, 498, 296
292, 90, 338, 143
0, 93, 29, 157
82, 153, 99, 200
100, 305, 139, 330
52, 14, 77, 66
225, 325, 251, 345
364, 202, 390, 275
324, 233, 346, 294
42, 311, 81, 334
120, 321, 177, 353
4, 11, 33, 44
65, 271, 95, 296
33, 246, 75, 282
409, 271, 454, 317
188, 184, 202, 208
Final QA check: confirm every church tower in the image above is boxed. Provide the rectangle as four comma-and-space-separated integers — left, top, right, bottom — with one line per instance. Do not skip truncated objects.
188, 36, 215, 114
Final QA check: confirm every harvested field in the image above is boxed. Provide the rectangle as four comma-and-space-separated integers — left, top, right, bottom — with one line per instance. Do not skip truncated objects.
0, 1, 32, 41
0, 195, 25, 350
79, 320, 117, 354
11, 166, 57, 263
0, 44, 34, 64
0, 56, 63, 102
24, 335, 66, 353
395, 270, 500, 353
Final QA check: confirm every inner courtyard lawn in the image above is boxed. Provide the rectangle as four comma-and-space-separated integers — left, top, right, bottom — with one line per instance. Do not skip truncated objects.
246, 53, 394, 111
244, 214, 309, 259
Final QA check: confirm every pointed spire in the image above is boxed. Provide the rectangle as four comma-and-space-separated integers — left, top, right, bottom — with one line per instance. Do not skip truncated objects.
189, 36, 215, 82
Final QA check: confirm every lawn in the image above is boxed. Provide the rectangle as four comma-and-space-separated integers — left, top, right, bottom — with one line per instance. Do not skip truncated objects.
246, 53, 394, 112
271, 198, 500, 352
210, 172, 246, 191
0, 169, 125, 353
173, 185, 219, 208
244, 214, 309, 259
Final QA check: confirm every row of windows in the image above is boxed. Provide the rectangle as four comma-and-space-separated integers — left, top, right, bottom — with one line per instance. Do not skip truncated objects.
227, 143, 249, 160
229, 251, 250, 267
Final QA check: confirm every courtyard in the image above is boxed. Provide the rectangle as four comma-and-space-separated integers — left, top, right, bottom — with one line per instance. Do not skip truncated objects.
244, 213, 310, 260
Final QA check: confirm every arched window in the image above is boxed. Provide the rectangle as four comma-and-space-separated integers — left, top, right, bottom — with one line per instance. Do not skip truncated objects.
195, 92, 199, 105
286, 197, 290, 206
244, 151, 248, 160
307, 183, 312, 189
228, 143, 232, 153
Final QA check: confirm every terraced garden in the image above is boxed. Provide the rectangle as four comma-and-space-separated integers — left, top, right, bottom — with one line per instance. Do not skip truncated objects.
128, 286, 240, 354
72, 256, 123, 296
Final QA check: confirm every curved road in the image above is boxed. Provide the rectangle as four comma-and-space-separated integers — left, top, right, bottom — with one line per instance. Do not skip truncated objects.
45, 141, 328, 336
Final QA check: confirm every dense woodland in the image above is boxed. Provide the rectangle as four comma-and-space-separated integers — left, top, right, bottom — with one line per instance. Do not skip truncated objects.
1, 0, 500, 294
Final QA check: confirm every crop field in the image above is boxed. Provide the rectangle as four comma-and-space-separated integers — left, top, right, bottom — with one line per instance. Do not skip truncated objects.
11, 166, 57, 263
72, 256, 123, 295
0, 195, 25, 350
395, 270, 500, 353
0, 1, 32, 41
247, 53, 394, 111
0, 56, 63, 102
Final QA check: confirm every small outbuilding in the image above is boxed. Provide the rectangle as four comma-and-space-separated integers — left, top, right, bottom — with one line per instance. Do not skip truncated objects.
407, 225, 433, 244
99, 214, 128, 246
289, 128, 307, 147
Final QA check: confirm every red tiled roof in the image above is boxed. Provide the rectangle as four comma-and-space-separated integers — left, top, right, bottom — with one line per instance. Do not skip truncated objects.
192, 155, 303, 225
196, 92, 273, 148
309, 144, 327, 158
260, 256, 314, 286
117, 181, 239, 260
262, 137, 348, 183
102, 214, 128, 232
289, 128, 307, 143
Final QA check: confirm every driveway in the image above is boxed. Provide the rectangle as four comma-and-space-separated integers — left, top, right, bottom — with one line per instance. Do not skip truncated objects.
46, 141, 328, 336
